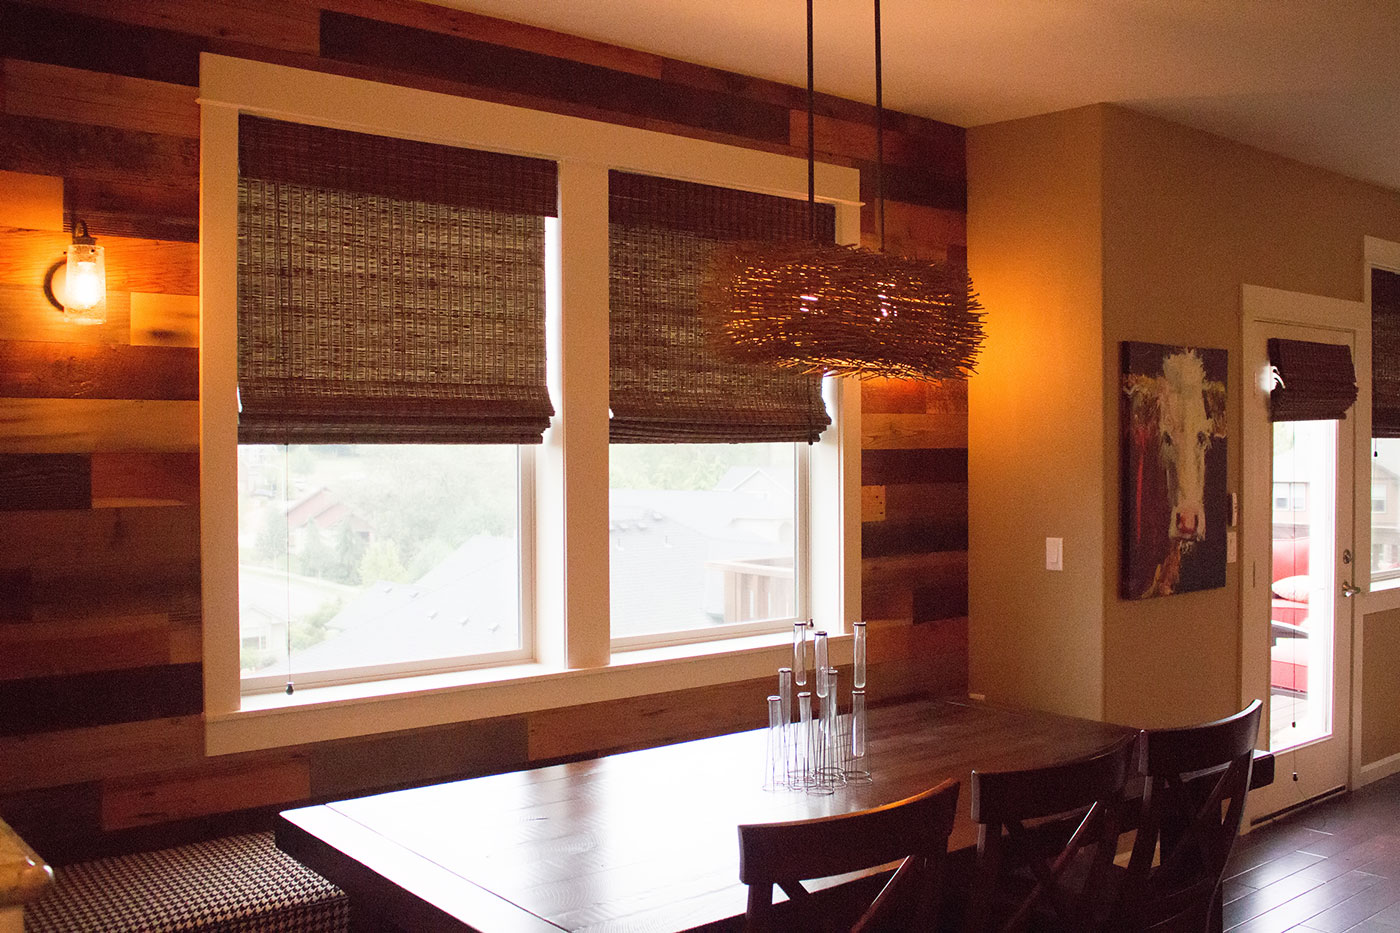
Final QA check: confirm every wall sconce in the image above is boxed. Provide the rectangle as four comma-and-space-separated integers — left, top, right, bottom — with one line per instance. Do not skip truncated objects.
43, 218, 106, 325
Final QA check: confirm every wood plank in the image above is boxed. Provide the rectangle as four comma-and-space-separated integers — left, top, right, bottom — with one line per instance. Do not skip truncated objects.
882, 481, 968, 522
859, 159, 966, 213
913, 577, 970, 623
0, 612, 180, 680
90, 452, 198, 504
0, 228, 198, 295
0, 398, 198, 452
102, 753, 312, 831
860, 447, 967, 486
0, 781, 102, 866
0, 114, 197, 187
0, 170, 62, 231
17, 0, 319, 56
789, 110, 958, 168
0, 715, 204, 794
0, 505, 198, 575
527, 676, 773, 762
861, 517, 967, 558
310, 717, 529, 800
862, 411, 969, 450
861, 484, 886, 522
0, 285, 132, 346
862, 550, 967, 589
0, 340, 196, 399
323, 0, 665, 79
1, 59, 199, 138
129, 292, 197, 346
319, 11, 793, 146
862, 582, 913, 624
862, 377, 929, 414
4, 567, 201, 626
0, 453, 89, 511
63, 174, 198, 243
0, 3, 202, 86
864, 200, 968, 261
0, 662, 202, 737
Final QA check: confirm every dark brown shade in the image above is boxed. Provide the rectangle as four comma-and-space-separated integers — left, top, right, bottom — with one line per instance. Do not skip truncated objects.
1268, 337, 1357, 423
608, 171, 834, 444
237, 115, 556, 444
1373, 268, 1400, 438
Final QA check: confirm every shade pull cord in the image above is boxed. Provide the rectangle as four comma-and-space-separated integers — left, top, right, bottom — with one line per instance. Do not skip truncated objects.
807, 0, 816, 243
874, 0, 885, 252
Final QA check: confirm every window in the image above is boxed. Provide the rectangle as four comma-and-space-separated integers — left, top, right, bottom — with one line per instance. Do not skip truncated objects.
1374, 482, 1388, 513
1272, 482, 1307, 512
1373, 261, 1400, 585
200, 55, 860, 754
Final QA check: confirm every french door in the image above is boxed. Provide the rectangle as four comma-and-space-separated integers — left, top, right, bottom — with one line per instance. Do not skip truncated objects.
1241, 285, 1367, 823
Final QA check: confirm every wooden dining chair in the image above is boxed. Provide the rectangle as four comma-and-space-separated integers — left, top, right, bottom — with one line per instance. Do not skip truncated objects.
1110, 699, 1263, 933
737, 779, 960, 933
962, 732, 1139, 933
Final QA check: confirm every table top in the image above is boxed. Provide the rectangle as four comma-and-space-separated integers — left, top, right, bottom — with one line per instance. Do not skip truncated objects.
276, 697, 1264, 933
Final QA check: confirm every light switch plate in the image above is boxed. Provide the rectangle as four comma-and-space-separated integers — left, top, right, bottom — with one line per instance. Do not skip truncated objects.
1046, 537, 1063, 571
1227, 530, 1238, 563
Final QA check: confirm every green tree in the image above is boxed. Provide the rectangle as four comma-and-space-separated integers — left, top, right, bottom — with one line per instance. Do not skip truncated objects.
291, 598, 342, 651
359, 538, 407, 584
254, 509, 289, 564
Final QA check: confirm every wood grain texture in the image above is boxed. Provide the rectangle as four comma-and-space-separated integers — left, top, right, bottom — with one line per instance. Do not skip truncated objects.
319, 11, 793, 145
310, 716, 529, 800
861, 447, 968, 486
861, 484, 886, 522
862, 411, 969, 450
865, 200, 967, 261
324, 0, 666, 79
0, 612, 184, 680
0, 113, 197, 187
0, 340, 196, 399
0, 505, 199, 575
102, 753, 311, 831
0, 2, 203, 86
0, 286, 132, 345
129, 292, 197, 346
2, 59, 199, 138
14, 0, 320, 56
882, 481, 969, 523
861, 517, 968, 558
90, 451, 198, 505
8, 566, 200, 625
0, 714, 204, 794
0, 169, 62, 230
0, 453, 88, 510
63, 173, 198, 242
0, 662, 202, 736
0, 227, 198, 295
0, 398, 198, 452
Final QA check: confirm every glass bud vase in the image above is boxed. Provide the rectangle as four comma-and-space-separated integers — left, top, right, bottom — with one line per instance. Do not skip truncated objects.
813, 631, 829, 698
793, 621, 809, 687
853, 620, 867, 689
763, 695, 785, 791
848, 688, 872, 783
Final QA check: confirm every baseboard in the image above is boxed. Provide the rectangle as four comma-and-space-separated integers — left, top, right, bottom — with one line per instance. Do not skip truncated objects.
1359, 749, 1400, 787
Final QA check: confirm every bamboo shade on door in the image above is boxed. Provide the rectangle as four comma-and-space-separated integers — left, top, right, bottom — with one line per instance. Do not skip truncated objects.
1268, 337, 1358, 422
1373, 268, 1400, 438
237, 115, 557, 444
608, 171, 833, 443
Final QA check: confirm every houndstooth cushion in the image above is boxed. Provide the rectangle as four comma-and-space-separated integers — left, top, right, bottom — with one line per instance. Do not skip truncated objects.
25, 832, 348, 933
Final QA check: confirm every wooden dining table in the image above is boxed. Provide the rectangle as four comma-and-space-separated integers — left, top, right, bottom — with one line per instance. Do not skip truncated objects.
276, 696, 1274, 933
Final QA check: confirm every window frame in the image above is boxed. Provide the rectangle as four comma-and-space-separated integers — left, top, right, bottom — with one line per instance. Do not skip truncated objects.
199, 53, 862, 754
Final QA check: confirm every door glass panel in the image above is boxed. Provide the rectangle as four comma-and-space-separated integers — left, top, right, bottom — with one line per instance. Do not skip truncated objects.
1270, 419, 1337, 752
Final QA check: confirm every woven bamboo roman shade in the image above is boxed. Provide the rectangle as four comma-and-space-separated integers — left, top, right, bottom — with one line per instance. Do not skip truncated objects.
1268, 337, 1358, 422
1373, 268, 1400, 437
237, 115, 556, 444
609, 171, 834, 443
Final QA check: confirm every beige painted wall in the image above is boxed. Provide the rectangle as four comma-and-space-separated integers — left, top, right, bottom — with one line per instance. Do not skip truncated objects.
966, 106, 1107, 719
1099, 106, 1400, 730
968, 102, 1400, 754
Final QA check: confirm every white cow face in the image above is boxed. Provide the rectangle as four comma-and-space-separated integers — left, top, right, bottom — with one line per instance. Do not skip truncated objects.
1157, 352, 1213, 542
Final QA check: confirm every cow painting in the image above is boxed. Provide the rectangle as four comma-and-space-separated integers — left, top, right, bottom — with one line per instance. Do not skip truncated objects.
1121, 342, 1228, 599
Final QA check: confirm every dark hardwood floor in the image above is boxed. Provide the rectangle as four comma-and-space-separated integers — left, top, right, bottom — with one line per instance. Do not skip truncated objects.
1223, 771, 1400, 931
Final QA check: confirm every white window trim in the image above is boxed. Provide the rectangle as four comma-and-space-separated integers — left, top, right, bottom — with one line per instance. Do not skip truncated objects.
1363, 237, 1400, 606
199, 53, 862, 755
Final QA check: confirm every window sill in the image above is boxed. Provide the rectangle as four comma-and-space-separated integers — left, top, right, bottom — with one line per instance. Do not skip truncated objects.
207, 630, 850, 755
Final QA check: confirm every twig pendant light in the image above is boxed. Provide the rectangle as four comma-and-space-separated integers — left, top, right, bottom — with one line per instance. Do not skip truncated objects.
703, 0, 985, 382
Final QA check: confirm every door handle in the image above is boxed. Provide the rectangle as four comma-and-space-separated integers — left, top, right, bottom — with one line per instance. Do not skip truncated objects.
1342, 581, 1362, 597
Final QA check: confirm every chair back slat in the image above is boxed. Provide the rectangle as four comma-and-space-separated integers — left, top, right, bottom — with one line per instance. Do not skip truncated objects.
1114, 700, 1263, 933
963, 732, 1139, 933
738, 779, 960, 933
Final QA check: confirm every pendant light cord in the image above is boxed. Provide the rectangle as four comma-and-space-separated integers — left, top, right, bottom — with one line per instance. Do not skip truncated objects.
874, 0, 885, 252
807, 0, 816, 242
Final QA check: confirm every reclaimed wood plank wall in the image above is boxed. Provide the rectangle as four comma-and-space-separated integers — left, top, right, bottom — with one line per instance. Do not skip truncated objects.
0, 0, 969, 862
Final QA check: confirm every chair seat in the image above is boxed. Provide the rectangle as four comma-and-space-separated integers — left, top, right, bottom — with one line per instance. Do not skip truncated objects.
25, 832, 347, 933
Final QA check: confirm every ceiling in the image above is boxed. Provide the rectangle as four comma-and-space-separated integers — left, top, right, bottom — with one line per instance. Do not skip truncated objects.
428, 0, 1400, 193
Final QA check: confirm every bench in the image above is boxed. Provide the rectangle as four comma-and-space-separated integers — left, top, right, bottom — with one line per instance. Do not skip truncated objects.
24, 832, 347, 933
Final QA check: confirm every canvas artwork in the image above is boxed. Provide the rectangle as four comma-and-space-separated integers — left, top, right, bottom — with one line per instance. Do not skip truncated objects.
1121, 341, 1228, 599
